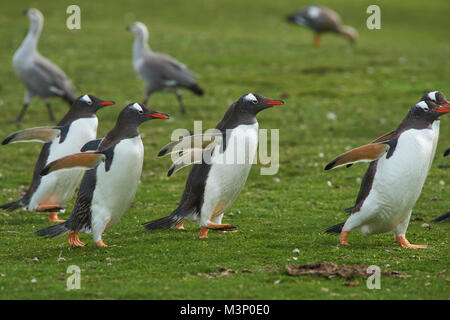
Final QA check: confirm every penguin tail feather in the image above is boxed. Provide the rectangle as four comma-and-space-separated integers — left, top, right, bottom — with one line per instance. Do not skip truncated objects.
143, 208, 187, 230
0, 199, 24, 211
431, 211, 450, 223
35, 221, 69, 238
325, 222, 345, 234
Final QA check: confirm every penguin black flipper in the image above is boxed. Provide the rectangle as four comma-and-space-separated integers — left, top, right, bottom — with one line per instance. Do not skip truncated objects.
158, 132, 222, 157
431, 211, 450, 222
324, 140, 394, 170
444, 148, 450, 157
2, 126, 65, 145
81, 139, 103, 152
371, 130, 396, 144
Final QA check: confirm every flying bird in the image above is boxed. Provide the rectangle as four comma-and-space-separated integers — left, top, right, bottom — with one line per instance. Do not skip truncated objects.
324, 91, 450, 248
12, 8, 77, 122
127, 22, 204, 114
35, 103, 169, 247
144, 93, 284, 239
287, 6, 358, 48
0, 95, 114, 222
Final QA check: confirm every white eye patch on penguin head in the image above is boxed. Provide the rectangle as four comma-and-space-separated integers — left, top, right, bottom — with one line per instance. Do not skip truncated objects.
243, 93, 258, 105
427, 91, 438, 102
80, 94, 93, 105
130, 102, 144, 114
415, 101, 430, 112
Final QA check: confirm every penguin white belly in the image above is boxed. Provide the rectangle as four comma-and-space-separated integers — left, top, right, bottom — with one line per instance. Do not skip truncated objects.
200, 123, 258, 224
90, 136, 144, 230
352, 128, 435, 234
28, 118, 98, 209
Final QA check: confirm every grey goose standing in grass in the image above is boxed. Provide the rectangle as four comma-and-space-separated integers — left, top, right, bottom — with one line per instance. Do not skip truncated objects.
35, 103, 169, 247
144, 93, 284, 239
13, 8, 77, 123
127, 22, 204, 114
0, 95, 114, 222
324, 91, 450, 249
287, 6, 358, 48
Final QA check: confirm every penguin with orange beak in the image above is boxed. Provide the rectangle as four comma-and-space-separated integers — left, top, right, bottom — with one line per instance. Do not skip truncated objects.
35, 103, 169, 247
0, 95, 114, 222
144, 93, 284, 239
324, 91, 450, 248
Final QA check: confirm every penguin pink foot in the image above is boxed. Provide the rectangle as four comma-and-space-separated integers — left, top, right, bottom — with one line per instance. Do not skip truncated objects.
96, 240, 108, 247
175, 221, 185, 230
48, 212, 65, 223
395, 236, 428, 249
206, 222, 238, 231
339, 230, 351, 246
199, 228, 209, 239
67, 231, 85, 247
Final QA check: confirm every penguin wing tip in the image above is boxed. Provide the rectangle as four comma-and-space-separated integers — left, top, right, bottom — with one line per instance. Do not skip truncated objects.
324, 161, 335, 171
158, 149, 167, 157
40, 166, 50, 176
2, 136, 12, 145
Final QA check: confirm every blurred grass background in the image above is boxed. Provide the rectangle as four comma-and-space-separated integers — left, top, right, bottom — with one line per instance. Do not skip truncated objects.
0, 0, 448, 299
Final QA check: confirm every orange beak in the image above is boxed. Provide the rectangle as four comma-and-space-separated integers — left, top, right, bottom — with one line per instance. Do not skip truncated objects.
436, 103, 450, 113
100, 101, 115, 106
148, 112, 170, 119
265, 100, 285, 106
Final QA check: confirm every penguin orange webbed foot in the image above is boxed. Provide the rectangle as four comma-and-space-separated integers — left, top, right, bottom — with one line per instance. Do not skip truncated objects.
339, 230, 351, 246
96, 240, 116, 247
199, 227, 209, 239
206, 222, 238, 231
175, 221, 186, 230
395, 236, 429, 249
67, 231, 85, 247
48, 212, 66, 223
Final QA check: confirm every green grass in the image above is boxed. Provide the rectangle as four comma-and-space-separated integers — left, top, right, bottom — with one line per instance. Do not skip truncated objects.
0, 0, 449, 299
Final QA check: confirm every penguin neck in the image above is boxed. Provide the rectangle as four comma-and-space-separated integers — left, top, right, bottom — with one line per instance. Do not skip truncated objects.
397, 111, 437, 132
20, 18, 43, 53
58, 106, 97, 126
112, 119, 141, 141
216, 104, 257, 130
133, 33, 151, 61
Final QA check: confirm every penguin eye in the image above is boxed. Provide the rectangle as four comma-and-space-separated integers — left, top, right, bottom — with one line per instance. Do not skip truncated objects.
138, 110, 143, 114
251, 99, 258, 105
423, 106, 429, 112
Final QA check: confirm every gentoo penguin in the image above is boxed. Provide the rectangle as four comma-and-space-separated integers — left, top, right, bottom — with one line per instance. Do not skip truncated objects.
286, 6, 358, 48
324, 91, 450, 248
13, 8, 77, 122
35, 103, 169, 247
431, 148, 450, 222
144, 93, 284, 238
0, 95, 114, 222
127, 22, 204, 114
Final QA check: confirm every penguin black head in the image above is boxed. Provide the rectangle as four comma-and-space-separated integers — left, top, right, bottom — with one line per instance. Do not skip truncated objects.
236, 93, 285, 115
412, 91, 450, 120
118, 103, 169, 126
72, 94, 115, 115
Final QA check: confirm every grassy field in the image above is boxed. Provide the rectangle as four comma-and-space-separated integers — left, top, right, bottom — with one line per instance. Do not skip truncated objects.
0, 0, 448, 299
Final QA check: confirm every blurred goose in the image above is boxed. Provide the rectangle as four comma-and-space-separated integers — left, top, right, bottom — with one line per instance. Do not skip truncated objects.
127, 22, 204, 114
287, 6, 358, 48
12, 8, 77, 123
